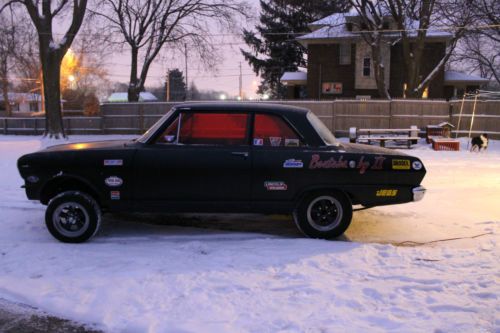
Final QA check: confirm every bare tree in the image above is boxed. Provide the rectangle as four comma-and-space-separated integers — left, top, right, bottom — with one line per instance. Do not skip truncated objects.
451, 0, 500, 86
386, 0, 474, 98
0, 10, 17, 115
1, 0, 88, 138
94, 0, 249, 102
348, 0, 391, 99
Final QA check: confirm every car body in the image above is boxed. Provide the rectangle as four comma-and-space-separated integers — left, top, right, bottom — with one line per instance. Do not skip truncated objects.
18, 103, 426, 242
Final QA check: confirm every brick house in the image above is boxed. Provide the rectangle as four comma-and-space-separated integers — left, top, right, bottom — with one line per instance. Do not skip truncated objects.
281, 12, 488, 99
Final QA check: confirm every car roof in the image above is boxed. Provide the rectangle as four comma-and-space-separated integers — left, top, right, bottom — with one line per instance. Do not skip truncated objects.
175, 102, 310, 116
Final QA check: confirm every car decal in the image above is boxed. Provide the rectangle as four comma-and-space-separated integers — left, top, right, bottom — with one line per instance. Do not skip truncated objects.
110, 191, 120, 200
253, 138, 263, 146
309, 155, 386, 174
264, 181, 288, 191
283, 159, 303, 168
285, 138, 299, 147
104, 159, 123, 166
412, 161, 423, 170
376, 189, 398, 197
269, 137, 282, 146
392, 159, 411, 170
105, 176, 123, 187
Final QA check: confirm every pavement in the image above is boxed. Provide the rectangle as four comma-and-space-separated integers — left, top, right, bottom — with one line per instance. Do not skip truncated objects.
0, 298, 102, 333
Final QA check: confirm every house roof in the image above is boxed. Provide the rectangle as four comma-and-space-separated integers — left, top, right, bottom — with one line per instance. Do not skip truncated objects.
0, 92, 41, 103
444, 71, 490, 84
280, 71, 307, 85
299, 12, 452, 45
107, 92, 158, 102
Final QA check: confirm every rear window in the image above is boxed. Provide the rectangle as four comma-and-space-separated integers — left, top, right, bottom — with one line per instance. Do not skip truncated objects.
306, 111, 339, 146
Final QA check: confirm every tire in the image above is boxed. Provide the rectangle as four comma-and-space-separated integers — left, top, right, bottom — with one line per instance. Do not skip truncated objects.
293, 191, 352, 239
45, 191, 102, 243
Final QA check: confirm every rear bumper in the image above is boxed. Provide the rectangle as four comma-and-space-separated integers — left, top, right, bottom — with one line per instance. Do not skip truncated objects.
412, 186, 426, 202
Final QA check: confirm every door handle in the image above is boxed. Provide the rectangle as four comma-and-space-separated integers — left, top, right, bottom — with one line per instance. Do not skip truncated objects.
231, 151, 249, 158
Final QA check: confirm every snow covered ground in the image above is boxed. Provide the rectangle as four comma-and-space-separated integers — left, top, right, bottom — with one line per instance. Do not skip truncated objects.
0, 135, 498, 333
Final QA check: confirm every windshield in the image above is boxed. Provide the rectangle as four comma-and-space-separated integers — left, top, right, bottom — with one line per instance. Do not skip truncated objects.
306, 111, 340, 146
137, 109, 175, 143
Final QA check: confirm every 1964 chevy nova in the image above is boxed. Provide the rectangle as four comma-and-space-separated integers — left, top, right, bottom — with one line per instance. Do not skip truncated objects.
18, 103, 426, 243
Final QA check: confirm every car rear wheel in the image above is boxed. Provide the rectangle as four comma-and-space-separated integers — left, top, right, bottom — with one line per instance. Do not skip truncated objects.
293, 191, 352, 239
45, 191, 101, 243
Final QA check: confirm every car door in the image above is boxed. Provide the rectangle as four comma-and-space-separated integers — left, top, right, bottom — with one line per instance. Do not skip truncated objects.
251, 113, 308, 203
133, 110, 252, 211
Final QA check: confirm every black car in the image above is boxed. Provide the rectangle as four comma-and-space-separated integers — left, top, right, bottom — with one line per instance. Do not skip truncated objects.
18, 103, 426, 243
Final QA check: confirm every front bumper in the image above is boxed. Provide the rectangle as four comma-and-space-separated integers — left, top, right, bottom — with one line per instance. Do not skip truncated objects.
412, 186, 426, 202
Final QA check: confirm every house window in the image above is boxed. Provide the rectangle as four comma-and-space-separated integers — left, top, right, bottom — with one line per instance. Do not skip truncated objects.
422, 87, 429, 99
382, 21, 390, 30
339, 44, 351, 65
363, 58, 371, 77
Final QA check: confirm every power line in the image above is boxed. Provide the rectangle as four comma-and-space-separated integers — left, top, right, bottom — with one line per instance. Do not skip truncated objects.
22, 23, 500, 38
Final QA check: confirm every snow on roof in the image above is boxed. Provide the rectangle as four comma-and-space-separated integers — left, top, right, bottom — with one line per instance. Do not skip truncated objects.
444, 71, 490, 83
280, 71, 307, 82
300, 12, 452, 44
107, 92, 159, 102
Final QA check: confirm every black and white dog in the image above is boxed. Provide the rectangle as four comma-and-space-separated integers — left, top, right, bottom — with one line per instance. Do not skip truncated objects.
470, 133, 488, 152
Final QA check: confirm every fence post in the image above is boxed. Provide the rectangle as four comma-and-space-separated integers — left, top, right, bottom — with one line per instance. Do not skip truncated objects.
388, 100, 392, 128
100, 116, 105, 134
139, 105, 145, 134
4, 118, 7, 134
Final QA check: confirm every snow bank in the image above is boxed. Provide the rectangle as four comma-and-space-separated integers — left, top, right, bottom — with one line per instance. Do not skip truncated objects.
0, 135, 498, 333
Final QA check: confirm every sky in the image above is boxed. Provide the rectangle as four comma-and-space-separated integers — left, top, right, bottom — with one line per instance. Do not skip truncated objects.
105, 0, 262, 99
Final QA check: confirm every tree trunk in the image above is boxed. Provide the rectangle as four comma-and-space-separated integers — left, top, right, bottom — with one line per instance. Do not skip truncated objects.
1, 76, 11, 117
41, 51, 65, 138
0, 57, 11, 116
371, 43, 390, 99
128, 47, 140, 102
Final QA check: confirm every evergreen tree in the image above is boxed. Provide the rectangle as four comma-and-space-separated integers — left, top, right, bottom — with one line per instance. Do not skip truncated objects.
242, 0, 350, 99
166, 69, 187, 101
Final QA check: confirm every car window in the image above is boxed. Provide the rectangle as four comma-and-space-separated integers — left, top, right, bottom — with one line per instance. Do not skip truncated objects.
155, 115, 180, 144
156, 112, 249, 146
306, 111, 340, 146
253, 114, 303, 147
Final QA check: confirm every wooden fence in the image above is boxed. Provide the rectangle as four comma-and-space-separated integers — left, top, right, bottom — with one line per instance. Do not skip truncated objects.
1, 100, 499, 139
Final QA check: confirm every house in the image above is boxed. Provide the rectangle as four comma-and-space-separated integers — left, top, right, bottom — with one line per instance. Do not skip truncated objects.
107, 92, 158, 103
281, 12, 489, 99
0, 93, 42, 114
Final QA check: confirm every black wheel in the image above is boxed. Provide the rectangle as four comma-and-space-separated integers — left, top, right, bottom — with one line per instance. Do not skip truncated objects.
45, 191, 102, 243
293, 191, 352, 239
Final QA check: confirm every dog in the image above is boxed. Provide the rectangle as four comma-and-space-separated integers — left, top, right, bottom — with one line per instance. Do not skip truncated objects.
470, 133, 488, 152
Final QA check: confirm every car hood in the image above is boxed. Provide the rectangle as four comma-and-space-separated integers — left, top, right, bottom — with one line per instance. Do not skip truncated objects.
42, 140, 133, 152
338, 142, 408, 156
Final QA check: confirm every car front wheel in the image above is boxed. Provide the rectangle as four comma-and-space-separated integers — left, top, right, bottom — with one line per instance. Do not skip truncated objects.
293, 191, 352, 239
45, 191, 102, 243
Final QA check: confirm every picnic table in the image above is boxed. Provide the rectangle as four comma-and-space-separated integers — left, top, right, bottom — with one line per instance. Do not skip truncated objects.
349, 126, 420, 148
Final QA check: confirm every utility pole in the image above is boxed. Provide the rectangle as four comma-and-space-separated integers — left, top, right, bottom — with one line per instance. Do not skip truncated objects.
184, 43, 188, 100
165, 70, 170, 102
239, 62, 242, 100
